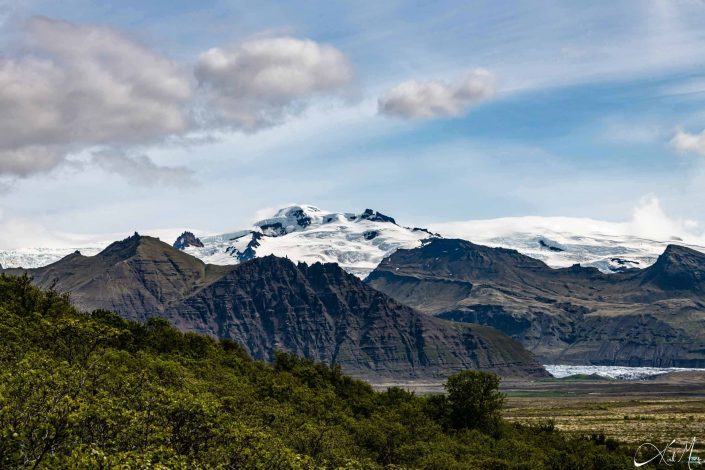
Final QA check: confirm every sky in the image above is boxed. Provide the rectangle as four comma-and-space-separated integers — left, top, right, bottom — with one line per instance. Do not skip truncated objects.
2, 0, 705, 248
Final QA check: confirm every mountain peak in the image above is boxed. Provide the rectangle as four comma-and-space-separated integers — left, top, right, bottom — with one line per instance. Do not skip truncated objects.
98, 234, 199, 267
641, 244, 705, 291
403, 237, 528, 262
255, 205, 322, 236
652, 244, 705, 270
270, 204, 322, 219
661, 243, 705, 258
254, 205, 398, 235
15, 233, 232, 321
172, 204, 435, 277
359, 208, 396, 224
173, 231, 204, 250
166, 252, 547, 379
371, 237, 552, 287
99, 232, 146, 258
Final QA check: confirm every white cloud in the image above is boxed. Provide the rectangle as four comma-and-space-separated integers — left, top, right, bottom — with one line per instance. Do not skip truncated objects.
0, 205, 193, 250
0, 209, 63, 250
0, 145, 64, 177
91, 150, 196, 188
194, 37, 354, 130
429, 196, 704, 245
671, 128, 705, 156
0, 16, 191, 177
0, 19, 359, 180
627, 195, 700, 242
377, 69, 496, 119
0, 207, 114, 250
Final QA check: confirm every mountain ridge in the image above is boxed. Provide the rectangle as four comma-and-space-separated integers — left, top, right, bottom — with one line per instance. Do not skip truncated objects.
367, 238, 705, 367
4, 233, 234, 320
2, 234, 547, 380
3, 204, 705, 278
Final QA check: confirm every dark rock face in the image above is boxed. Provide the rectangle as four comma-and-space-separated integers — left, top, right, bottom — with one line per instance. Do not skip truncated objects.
412, 227, 441, 237
225, 232, 262, 262
367, 238, 705, 367
538, 239, 564, 252
164, 256, 547, 379
259, 222, 286, 236
610, 257, 640, 273
639, 244, 705, 293
173, 231, 204, 250
239, 232, 262, 261
288, 208, 313, 228
363, 230, 379, 240
359, 209, 396, 224
4, 235, 547, 380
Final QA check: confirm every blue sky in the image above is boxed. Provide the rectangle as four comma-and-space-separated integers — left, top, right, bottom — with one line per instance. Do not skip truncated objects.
2, 0, 705, 247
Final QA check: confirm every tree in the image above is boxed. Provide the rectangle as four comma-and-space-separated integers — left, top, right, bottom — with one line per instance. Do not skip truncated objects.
0, 275, 634, 468
444, 370, 505, 435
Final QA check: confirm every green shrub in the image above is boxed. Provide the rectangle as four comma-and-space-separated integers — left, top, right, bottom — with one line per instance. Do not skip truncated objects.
0, 274, 634, 469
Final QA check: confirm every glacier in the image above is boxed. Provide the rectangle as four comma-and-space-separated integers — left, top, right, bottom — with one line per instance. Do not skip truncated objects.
3, 204, 705, 279
180, 205, 433, 278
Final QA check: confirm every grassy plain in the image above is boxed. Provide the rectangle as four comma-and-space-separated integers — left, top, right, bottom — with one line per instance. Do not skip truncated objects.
374, 371, 705, 458
503, 372, 705, 457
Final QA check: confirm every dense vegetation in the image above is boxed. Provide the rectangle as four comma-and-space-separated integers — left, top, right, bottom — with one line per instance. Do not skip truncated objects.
0, 274, 634, 468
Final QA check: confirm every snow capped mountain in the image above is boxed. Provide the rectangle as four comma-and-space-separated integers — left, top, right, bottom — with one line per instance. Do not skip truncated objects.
3, 201, 705, 276
178, 205, 435, 277
429, 215, 705, 273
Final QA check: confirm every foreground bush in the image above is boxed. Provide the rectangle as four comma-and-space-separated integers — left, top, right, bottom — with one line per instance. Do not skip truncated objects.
0, 274, 632, 468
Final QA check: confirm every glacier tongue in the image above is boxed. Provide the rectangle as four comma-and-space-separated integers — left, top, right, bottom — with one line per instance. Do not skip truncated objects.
545, 364, 705, 380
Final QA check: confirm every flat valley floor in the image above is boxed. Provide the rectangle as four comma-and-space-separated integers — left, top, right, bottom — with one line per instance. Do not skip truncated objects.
374, 371, 705, 455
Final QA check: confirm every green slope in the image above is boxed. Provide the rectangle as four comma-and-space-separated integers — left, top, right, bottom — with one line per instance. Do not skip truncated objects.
0, 274, 632, 469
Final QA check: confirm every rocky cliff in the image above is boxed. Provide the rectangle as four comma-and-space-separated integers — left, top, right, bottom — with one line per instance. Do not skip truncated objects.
366, 238, 705, 367
5, 233, 230, 321
3, 234, 547, 380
